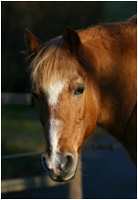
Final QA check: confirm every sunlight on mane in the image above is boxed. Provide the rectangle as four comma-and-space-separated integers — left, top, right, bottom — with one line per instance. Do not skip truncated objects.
30, 38, 79, 90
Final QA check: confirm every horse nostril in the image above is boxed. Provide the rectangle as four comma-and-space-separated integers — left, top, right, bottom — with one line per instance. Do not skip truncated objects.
61, 153, 74, 173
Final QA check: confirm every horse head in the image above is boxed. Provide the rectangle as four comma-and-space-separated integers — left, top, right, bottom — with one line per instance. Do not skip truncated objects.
24, 28, 99, 181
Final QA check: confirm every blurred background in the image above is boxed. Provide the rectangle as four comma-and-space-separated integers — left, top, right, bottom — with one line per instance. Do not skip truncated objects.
1, 1, 137, 199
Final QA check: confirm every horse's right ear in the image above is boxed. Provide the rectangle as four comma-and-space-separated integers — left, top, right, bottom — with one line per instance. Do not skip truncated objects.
24, 28, 42, 54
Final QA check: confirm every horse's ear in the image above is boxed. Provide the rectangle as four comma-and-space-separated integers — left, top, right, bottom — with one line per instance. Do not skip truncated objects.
24, 28, 42, 54
127, 15, 137, 24
63, 27, 81, 57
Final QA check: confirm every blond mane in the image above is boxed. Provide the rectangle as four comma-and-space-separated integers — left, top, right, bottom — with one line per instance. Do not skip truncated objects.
30, 37, 83, 92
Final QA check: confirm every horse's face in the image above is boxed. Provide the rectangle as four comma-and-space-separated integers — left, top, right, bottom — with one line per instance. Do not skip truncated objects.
34, 59, 98, 181
38, 71, 97, 182
25, 28, 98, 182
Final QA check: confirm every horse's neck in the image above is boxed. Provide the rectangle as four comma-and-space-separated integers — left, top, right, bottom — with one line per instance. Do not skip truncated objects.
80, 24, 137, 163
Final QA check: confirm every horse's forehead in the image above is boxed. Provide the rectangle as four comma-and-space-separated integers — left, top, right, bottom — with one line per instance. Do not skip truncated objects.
43, 79, 66, 107
40, 71, 84, 107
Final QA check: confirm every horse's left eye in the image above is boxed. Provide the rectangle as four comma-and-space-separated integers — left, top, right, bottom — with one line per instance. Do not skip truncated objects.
74, 86, 84, 95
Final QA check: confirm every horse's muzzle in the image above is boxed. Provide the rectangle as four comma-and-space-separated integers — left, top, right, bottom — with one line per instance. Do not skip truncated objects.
42, 153, 77, 182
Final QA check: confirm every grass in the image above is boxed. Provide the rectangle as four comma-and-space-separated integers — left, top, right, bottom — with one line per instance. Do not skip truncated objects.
2, 105, 46, 179
2, 105, 45, 154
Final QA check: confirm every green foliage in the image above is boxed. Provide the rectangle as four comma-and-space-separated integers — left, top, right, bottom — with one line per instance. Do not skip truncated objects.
2, 105, 45, 155
2, 105, 45, 179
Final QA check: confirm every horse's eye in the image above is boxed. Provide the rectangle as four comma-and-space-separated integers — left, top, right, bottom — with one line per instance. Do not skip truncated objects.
74, 86, 84, 95
32, 92, 38, 100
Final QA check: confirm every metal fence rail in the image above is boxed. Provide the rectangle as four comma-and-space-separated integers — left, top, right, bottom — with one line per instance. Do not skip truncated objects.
1, 175, 64, 194
1, 93, 31, 105
2, 142, 121, 160
2, 151, 43, 159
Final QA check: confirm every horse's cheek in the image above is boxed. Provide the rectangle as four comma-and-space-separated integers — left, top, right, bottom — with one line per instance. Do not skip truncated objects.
84, 99, 97, 139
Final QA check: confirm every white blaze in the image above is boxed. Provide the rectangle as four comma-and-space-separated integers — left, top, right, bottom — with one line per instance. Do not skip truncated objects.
47, 80, 65, 106
46, 80, 65, 166
49, 118, 61, 165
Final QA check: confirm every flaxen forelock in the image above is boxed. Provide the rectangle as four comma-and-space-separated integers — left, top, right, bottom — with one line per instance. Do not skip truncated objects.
30, 40, 82, 91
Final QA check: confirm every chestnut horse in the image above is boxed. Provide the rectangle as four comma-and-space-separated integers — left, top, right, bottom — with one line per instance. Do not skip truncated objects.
24, 15, 137, 182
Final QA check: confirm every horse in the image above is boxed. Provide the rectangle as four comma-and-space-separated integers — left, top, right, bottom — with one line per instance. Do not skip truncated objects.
24, 15, 137, 182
